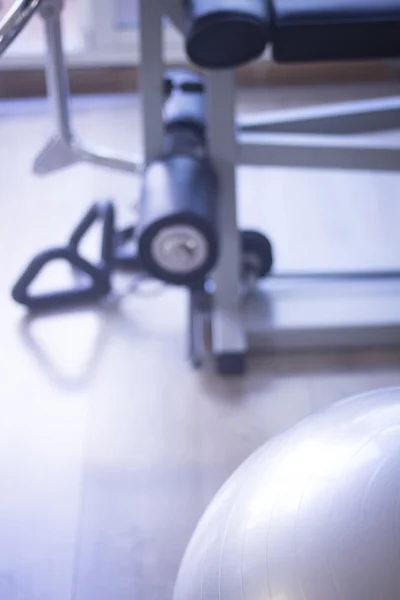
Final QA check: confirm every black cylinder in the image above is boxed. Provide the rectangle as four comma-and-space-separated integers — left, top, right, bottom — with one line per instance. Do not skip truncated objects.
163, 69, 205, 98
137, 155, 218, 286
163, 69, 207, 156
184, 0, 272, 69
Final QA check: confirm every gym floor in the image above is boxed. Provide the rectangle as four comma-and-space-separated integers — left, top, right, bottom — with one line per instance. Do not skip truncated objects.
1, 79, 400, 600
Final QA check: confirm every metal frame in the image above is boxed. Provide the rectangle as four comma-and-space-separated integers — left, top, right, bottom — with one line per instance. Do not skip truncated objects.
237, 96, 400, 171
159, 0, 400, 368
2, 0, 400, 371
32, 0, 142, 175
206, 70, 247, 366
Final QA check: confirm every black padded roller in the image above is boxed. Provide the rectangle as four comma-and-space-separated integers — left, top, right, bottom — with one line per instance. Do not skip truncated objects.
163, 69, 207, 151
137, 155, 218, 286
163, 69, 207, 158
272, 1, 400, 64
184, 0, 272, 69
163, 69, 205, 98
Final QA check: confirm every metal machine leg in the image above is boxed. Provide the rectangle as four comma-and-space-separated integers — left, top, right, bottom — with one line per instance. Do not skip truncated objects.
188, 285, 210, 369
33, 0, 140, 175
139, 0, 165, 163
206, 71, 247, 375
33, 0, 74, 173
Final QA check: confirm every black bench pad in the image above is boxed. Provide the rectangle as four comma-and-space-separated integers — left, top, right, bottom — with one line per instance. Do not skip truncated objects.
271, 0, 400, 63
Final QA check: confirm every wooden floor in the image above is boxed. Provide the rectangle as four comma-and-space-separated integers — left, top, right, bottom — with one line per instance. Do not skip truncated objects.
1, 81, 400, 600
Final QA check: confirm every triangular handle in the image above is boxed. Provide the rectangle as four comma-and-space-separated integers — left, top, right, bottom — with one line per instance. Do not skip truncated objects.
68, 200, 115, 268
12, 247, 111, 311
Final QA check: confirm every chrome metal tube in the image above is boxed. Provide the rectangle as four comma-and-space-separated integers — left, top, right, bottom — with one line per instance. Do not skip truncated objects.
0, 0, 43, 55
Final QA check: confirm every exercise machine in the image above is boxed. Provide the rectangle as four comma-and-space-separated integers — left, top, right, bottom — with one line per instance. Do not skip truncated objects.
2, 0, 400, 375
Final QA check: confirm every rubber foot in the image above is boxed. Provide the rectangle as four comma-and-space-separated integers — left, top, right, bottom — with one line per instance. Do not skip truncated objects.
215, 353, 246, 376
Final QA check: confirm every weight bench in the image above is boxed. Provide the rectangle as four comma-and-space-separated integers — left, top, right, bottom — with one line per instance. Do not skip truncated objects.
2, 0, 400, 375
272, 1, 400, 63
185, 0, 400, 68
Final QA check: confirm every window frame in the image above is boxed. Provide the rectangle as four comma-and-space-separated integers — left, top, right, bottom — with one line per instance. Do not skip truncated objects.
88, 0, 187, 63
0, 0, 187, 69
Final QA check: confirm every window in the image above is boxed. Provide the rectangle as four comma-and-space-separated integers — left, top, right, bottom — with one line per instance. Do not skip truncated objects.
89, 0, 185, 62
0, 0, 185, 68
0, 0, 85, 61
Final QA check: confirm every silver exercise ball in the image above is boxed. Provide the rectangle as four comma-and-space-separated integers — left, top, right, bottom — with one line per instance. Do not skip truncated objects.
174, 388, 400, 600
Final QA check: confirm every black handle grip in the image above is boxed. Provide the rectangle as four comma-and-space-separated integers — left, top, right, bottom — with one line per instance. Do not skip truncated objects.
69, 200, 115, 267
12, 247, 111, 311
12, 200, 144, 311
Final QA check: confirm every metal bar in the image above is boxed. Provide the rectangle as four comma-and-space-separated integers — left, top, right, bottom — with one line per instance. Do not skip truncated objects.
40, 0, 71, 140
238, 132, 400, 171
76, 147, 143, 174
139, 0, 164, 163
269, 271, 400, 281
244, 278, 400, 352
0, 0, 43, 56
206, 70, 247, 362
188, 288, 206, 369
238, 96, 400, 135
248, 323, 400, 352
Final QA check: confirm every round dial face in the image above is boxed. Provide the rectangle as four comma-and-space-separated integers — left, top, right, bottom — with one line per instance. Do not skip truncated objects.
150, 225, 209, 274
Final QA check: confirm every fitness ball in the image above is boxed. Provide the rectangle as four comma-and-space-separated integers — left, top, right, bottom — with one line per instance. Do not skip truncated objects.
174, 387, 400, 600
